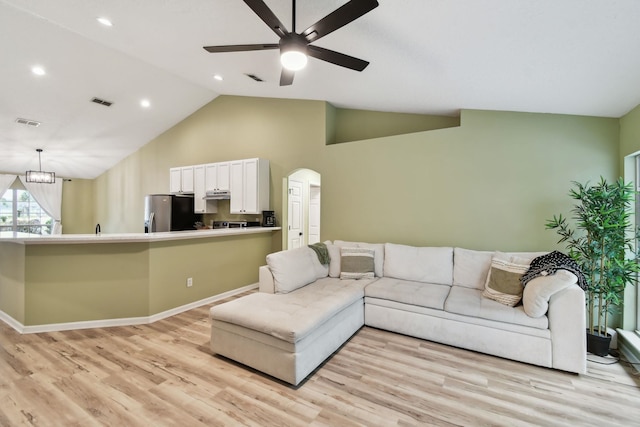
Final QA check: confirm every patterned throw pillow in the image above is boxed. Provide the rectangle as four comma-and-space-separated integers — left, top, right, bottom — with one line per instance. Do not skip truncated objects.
340, 247, 375, 280
482, 254, 530, 306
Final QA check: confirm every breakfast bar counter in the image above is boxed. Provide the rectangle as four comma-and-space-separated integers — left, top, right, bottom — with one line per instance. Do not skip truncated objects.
0, 228, 280, 332
0, 227, 280, 244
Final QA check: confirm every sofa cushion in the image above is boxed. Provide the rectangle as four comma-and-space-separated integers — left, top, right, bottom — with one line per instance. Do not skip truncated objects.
383, 243, 453, 285
523, 270, 577, 317
365, 277, 451, 310
340, 247, 375, 279
325, 241, 342, 278
482, 252, 530, 306
210, 277, 369, 343
334, 240, 384, 277
453, 247, 494, 290
445, 286, 548, 330
266, 247, 328, 294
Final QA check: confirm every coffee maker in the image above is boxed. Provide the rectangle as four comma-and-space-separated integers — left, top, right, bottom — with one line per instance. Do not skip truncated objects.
262, 210, 276, 227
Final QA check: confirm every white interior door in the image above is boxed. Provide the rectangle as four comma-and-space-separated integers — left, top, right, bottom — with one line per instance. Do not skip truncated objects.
288, 179, 303, 249
308, 185, 321, 244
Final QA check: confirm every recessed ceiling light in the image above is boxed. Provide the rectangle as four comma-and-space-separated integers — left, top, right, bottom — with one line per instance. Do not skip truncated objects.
97, 17, 113, 27
31, 66, 46, 76
213, 74, 223, 81
140, 99, 151, 108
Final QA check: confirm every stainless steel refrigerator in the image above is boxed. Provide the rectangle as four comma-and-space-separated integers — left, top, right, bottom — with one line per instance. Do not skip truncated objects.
144, 194, 196, 232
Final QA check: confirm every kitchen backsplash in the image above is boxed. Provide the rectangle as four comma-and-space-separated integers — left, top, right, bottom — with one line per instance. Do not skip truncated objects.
200, 200, 263, 227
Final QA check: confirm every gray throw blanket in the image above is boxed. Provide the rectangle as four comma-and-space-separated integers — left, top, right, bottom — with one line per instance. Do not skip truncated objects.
308, 242, 330, 265
520, 251, 588, 291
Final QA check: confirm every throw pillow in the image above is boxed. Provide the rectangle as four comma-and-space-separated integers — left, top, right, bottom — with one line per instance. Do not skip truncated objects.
334, 240, 384, 277
267, 247, 319, 294
340, 247, 375, 280
452, 247, 494, 290
522, 270, 577, 317
482, 253, 530, 306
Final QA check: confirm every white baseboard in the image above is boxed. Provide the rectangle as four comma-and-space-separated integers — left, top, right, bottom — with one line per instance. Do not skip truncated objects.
0, 310, 25, 333
0, 283, 258, 335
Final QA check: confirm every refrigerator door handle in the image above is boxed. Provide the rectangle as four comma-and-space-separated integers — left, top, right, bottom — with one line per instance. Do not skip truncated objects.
149, 212, 155, 233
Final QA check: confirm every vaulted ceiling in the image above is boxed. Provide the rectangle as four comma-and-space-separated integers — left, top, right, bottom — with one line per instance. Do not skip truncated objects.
2, 0, 640, 179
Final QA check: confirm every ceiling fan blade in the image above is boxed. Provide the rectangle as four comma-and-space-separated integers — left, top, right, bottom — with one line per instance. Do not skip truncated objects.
203, 43, 279, 53
302, 0, 379, 43
280, 68, 295, 86
307, 45, 369, 71
244, 0, 289, 38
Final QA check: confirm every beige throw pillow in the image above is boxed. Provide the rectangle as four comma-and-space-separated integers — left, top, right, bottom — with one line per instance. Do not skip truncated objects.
482, 253, 530, 306
340, 247, 375, 280
334, 240, 384, 277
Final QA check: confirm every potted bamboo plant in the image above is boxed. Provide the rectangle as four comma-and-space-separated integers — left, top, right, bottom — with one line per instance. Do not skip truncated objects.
546, 177, 640, 356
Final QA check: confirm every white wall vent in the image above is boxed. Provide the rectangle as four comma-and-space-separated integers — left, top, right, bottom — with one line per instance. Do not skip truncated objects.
91, 97, 113, 107
245, 73, 264, 82
15, 118, 41, 127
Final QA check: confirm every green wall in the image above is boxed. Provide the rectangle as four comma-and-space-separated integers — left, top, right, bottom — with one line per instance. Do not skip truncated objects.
327, 105, 460, 144
61, 178, 95, 234
323, 110, 619, 250
92, 96, 619, 252
620, 103, 640, 158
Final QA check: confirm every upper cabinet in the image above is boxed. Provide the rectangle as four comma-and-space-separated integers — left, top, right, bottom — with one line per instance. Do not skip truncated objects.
229, 158, 270, 214
171, 158, 269, 215
169, 166, 194, 194
194, 164, 217, 214
205, 162, 230, 192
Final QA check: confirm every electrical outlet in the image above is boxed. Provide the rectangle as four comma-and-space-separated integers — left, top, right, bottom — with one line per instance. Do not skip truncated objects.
186, 277, 193, 287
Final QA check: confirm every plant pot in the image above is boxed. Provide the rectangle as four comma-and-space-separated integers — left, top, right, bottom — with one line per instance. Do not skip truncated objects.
586, 329, 611, 356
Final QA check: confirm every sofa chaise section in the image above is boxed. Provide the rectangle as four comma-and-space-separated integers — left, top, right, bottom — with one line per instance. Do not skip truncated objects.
210, 247, 375, 385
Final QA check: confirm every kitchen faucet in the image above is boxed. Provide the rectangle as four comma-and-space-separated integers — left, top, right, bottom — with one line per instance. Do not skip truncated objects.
95, 223, 101, 235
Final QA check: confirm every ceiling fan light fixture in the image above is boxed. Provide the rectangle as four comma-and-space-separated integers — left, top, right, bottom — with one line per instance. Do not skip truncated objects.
280, 50, 307, 71
202, 0, 379, 85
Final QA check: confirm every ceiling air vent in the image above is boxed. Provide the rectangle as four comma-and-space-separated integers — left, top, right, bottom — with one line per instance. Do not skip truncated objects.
15, 118, 41, 127
91, 97, 113, 107
245, 73, 264, 82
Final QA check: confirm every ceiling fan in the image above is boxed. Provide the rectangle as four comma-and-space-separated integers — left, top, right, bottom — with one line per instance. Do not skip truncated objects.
203, 0, 379, 86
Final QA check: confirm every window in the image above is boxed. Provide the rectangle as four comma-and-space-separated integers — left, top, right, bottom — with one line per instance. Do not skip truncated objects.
0, 189, 53, 234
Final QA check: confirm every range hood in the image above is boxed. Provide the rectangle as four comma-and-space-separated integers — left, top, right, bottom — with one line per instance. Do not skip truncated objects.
204, 190, 231, 200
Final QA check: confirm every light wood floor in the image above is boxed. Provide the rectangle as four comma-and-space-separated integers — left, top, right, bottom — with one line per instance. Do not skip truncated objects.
2, 292, 640, 427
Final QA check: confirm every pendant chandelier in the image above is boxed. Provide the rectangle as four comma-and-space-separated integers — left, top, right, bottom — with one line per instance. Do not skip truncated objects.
26, 148, 55, 184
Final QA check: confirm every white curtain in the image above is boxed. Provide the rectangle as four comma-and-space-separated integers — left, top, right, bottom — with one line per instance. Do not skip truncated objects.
0, 174, 17, 197
19, 176, 64, 234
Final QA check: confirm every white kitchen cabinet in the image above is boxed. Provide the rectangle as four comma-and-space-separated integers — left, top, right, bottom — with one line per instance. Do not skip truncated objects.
169, 168, 182, 193
205, 162, 230, 192
194, 164, 217, 214
229, 158, 270, 214
169, 166, 194, 194
193, 165, 205, 213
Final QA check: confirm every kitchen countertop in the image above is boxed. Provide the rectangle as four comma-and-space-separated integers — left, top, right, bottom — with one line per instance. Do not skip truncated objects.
0, 227, 281, 245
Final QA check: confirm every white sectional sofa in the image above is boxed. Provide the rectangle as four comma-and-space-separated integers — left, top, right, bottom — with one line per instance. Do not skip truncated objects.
209, 241, 586, 386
